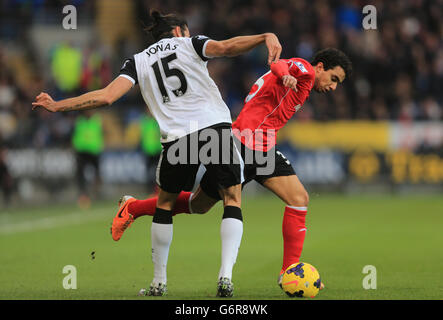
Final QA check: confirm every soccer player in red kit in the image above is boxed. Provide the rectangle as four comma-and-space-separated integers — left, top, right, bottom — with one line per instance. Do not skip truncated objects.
113, 48, 352, 290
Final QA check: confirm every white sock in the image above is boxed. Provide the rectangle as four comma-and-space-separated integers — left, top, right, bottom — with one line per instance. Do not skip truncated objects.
151, 222, 173, 285
218, 218, 243, 280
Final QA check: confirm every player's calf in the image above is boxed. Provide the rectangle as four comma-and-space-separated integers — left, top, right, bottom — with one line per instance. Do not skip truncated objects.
189, 187, 219, 214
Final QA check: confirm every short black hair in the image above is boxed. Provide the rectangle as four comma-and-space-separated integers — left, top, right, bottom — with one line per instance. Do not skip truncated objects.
144, 10, 188, 45
311, 48, 353, 79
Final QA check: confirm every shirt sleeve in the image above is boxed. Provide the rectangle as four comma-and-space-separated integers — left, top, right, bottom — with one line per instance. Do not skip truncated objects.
191, 35, 211, 61
271, 60, 290, 78
118, 57, 138, 85
288, 60, 310, 77
288, 60, 315, 90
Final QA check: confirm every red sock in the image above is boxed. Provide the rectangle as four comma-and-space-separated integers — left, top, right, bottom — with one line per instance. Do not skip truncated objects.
282, 206, 307, 272
172, 191, 193, 215
128, 191, 192, 220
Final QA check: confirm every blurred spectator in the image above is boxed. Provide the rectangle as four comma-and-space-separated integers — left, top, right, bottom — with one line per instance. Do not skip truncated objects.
80, 42, 112, 91
0, 64, 17, 142
50, 42, 82, 93
72, 111, 104, 207
0, 142, 13, 207
140, 114, 162, 195
420, 96, 442, 121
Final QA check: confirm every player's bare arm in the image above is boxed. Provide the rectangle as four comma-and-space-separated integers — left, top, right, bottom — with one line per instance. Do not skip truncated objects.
206, 33, 282, 65
32, 76, 133, 112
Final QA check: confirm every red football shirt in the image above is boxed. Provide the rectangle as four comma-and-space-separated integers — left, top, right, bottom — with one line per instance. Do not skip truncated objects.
233, 58, 315, 151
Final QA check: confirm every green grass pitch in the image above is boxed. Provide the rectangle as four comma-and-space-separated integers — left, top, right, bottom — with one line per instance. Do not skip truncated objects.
1, 192, 442, 300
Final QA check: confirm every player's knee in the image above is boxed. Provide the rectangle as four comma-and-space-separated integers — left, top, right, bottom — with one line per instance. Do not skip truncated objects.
286, 190, 309, 207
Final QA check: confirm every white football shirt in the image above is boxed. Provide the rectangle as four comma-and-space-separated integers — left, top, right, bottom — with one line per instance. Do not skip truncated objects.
119, 35, 232, 142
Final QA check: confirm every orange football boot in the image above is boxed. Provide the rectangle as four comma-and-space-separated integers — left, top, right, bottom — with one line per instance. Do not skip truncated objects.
111, 195, 136, 241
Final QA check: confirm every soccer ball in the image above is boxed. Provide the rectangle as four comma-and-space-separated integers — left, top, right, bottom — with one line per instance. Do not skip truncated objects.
281, 262, 321, 298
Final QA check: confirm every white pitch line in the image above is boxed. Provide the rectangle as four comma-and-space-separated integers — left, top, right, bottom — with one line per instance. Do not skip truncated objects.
0, 208, 113, 235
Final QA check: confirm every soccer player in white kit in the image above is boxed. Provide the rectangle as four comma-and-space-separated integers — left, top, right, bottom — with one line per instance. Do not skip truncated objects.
32, 10, 282, 297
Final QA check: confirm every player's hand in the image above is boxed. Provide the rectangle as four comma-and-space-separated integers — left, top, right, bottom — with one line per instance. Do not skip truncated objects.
32, 92, 58, 112
282, 75, 298, 92
264, 33, 282, 65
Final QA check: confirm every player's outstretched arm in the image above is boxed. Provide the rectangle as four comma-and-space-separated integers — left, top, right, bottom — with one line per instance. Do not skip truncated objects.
205, 33, 282, 65
32, 76, 134, 112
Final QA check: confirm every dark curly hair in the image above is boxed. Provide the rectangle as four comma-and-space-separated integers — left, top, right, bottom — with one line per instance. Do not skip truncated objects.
311, 48, 353, 79
144, 10, 188, 45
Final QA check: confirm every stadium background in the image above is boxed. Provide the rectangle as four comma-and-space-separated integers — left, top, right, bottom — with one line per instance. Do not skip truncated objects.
0, 0, 442, 301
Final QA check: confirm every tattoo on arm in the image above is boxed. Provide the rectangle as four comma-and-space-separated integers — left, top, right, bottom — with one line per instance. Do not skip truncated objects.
60, 100, 108, 112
